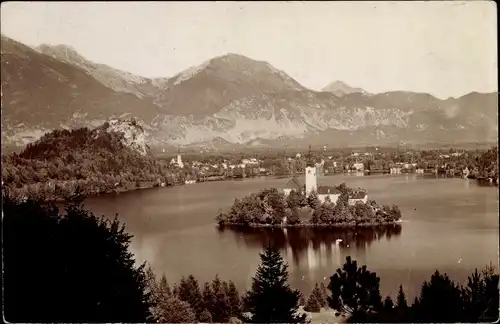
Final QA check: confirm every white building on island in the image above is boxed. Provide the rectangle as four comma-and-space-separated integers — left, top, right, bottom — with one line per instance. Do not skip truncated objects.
305, 164, 317, 195
170, 148, 184, 168
283, 146, 346, 204
317, 186, 342, 204
348, 191, 368, 205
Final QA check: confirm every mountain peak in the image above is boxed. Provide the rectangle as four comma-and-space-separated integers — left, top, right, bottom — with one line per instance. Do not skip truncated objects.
322, 80, 367, 97
36, 43, 87, 64
156, 53, 306, 115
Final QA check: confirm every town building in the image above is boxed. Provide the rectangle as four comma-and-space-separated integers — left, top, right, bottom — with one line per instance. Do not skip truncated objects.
462, 167, 470, 178
170, 148, 184, 168
390, 166, 402, 174
348, 191, 368, 205
317, 186, 342, 204
353, 163, 364, 171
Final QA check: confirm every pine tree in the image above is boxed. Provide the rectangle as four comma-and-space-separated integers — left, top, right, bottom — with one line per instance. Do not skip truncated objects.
145, 265, 159, 298
144, 266, 161, 321
304, 286, 322, 313
383, 296, 394, 310
156, 295, 197, 323
211, 275, 232, 323
243, 247, 309, 323
226, 281, 243, 318
158, 274, 171, 297
416, 271, 464, 322
172, 283, 179, 296
319, 282, 329, 308
299, 294, 306, 306
395, 284, 408, 309
177, 275, 205, 320
203, 281, 216, 315
199, 308, 213, 323
327, 256, 383, 320
304, 284, 326, 312
391, 284, 411, 323
3, 199, 151, 323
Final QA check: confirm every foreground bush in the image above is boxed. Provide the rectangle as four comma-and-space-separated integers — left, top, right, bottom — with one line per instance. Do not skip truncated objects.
3, 196, 151, 322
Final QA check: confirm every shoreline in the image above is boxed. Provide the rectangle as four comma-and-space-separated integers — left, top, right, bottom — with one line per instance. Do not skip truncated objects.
5, 172, 497, 204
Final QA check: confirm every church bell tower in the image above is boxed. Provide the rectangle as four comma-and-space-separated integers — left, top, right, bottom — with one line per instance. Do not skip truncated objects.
305, 145, 317, 196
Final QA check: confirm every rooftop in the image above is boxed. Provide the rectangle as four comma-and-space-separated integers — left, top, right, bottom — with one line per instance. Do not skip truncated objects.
285, 176, 302, 191
349, 191, 367, 199
317, 186, 342, 195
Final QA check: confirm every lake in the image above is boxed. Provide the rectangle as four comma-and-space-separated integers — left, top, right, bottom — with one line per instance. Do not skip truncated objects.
82, 174, 499, 300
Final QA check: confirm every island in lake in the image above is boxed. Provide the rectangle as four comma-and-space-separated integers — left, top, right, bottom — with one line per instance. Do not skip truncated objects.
216, 147, 402, 228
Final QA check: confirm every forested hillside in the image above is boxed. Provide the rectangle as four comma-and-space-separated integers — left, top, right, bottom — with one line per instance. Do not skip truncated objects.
2, 122, 177, 201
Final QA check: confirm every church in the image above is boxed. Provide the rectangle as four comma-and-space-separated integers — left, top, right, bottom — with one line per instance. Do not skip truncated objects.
283, 147, 343, 204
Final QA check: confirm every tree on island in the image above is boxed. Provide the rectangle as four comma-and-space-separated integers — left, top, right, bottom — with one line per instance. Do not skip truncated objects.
307, 190, 321, 210
286, 190, 302, 210
243, 247, 309, 323
260, 188, 287, 224
312, 202, 335, 224
287, 207, 302, 225
3, 196, 151, 323
217, 185, 402, 227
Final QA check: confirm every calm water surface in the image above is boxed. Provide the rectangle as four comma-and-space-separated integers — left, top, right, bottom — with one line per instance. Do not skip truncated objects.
83, 174, 499, 299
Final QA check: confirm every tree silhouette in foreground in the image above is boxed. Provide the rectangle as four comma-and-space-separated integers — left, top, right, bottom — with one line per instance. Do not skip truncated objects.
225, 280, 243, 318
461, 264, 500, 323
210, 275, 232, 323
144, 265, 198, 323
3, 196, 151, 322
304, 283, 327, 313
327, 256, 383, 322
327, 256, 499, 323
413, 270, 464, 323
177, 274, 205, 320
243, 247, 309, 323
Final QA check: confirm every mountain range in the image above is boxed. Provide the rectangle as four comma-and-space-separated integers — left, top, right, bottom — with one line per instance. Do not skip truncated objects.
322, 80, 367, 97
1, 34, 497, 151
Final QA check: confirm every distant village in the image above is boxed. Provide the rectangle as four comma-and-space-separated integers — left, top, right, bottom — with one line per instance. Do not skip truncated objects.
163, 146, 492, 186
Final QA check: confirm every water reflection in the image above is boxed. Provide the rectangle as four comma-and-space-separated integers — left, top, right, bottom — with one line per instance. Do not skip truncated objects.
218, 225, 402, 271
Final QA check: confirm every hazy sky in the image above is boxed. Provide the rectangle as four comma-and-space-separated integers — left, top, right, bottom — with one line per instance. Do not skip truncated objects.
1, 1, 497, 98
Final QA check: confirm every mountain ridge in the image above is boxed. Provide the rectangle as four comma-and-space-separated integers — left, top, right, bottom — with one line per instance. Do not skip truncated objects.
36, 43, 169, 99
1, 35, 497, 151
322, 80, 367, 97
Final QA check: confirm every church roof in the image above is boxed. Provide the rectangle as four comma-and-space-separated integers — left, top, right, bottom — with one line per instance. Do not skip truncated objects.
317, 186, 342, 195
349, 191, 367, 199
285, 176, 302, 191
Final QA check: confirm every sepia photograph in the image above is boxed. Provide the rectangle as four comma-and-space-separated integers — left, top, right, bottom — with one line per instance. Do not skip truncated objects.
1, 1, 498, 323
